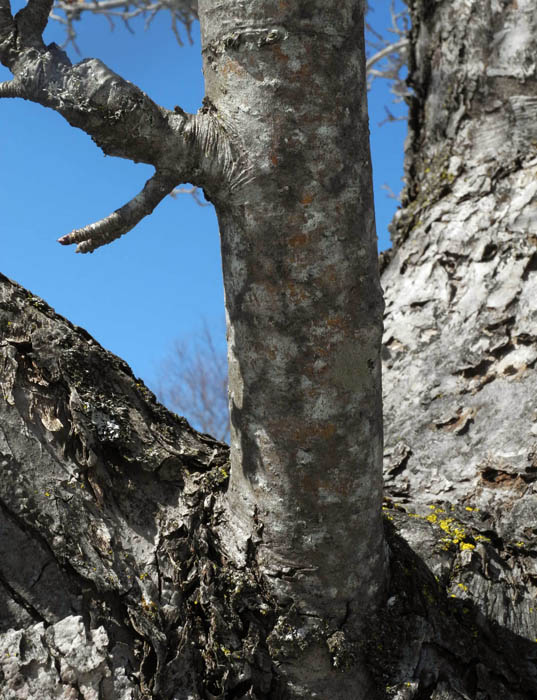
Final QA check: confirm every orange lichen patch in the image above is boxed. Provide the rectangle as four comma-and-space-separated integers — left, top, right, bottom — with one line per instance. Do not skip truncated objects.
288, 233, 308, 248
297, 463, 350, 497
310, 422, 336, 440
321, 264, 339, 284
272, 418, 337, 448
272, 45, 289, 63
309, 423, 335, 442
301, 193, 313, 206
326, 316, 348, 331
285, 280, 309, 303
271, 152, 278, 166
220, 58, 247, 78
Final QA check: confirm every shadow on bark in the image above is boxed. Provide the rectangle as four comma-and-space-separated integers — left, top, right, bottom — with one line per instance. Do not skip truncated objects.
0, 271, 536, 699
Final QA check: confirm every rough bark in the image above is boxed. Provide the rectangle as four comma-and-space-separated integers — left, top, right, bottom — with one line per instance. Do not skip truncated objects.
380, 0, 537, 696
3, 0, 537, 697
0, 0, 386, 696
2, 270, 536, 700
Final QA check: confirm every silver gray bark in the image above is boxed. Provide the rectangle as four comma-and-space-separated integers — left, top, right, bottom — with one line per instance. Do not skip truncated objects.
198, 0, 385, 627
0, 0, 386, 697
380, 0, 537, 696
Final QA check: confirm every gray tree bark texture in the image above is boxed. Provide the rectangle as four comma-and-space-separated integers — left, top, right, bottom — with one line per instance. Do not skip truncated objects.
379, 0, 537, 697
0, 0, 385, 697
1, 1, 537, 699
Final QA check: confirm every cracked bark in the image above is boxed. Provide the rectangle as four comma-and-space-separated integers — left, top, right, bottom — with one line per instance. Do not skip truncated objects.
380, 0, 537, 697
2, 0, 537, 698
1, 0, 385, 697
4, 271, 537, 700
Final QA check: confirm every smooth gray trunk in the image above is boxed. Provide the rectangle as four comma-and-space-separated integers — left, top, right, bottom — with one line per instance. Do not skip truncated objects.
0, 0, 386, 697
197, 0, 386, 630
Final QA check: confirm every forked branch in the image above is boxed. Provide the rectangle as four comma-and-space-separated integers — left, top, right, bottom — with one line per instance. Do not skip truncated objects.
15, 0, 53, 42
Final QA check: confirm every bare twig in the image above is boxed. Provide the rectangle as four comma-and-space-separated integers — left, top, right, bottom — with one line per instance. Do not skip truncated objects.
170, 185, 209, 207
58, 171, 180, 253
365, 0, 410, 101
381, 183, 401, 201
366, 38, 409, 73
51, 0, 198, 51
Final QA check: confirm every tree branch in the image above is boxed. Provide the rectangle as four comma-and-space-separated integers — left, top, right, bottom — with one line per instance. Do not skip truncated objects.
15, 0, 53, 44
0, 0, 12, 27
0, 78, 21, 97
58, 170, 179, 253
0, 1, 239, 253
50, 0, 197, 51
0, 0, 15, 63
0, 4, 196, 167
366, 38, 408, 73
0, 37, 174, 166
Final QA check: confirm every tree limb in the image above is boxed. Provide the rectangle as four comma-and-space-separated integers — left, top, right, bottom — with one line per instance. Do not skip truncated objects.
0, 78, 21, 97
0, 1, 237, 251
58, 170, 180, 253
15, 0, 54, 44
0, 0, 14, 63
0, 3, 225, 173
0, 35, 173, 166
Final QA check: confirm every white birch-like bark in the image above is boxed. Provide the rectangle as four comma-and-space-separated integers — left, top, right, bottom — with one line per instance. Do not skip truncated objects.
381, 2, 537, 692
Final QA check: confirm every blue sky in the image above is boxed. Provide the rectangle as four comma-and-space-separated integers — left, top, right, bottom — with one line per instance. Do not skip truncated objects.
1, 1, 407, 423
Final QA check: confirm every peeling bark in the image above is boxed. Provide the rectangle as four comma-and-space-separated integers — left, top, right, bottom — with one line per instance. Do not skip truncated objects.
1, 1, 386, 695
1, 272, 537, 699
380, 0, 537, 696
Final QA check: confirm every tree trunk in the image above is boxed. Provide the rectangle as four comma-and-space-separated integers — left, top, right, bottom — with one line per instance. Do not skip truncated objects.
2, 0, 537, 698
0, 0, 387, 696
379, 0, 537, 696
198, 0, 386, 640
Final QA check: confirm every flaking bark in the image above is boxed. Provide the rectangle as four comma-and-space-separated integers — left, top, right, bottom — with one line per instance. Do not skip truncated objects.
379, 0, 537, 696
0, 0, 387, 696
1, 272, 536, 699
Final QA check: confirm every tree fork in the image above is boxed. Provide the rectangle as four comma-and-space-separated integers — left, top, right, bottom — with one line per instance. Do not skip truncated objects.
0, 0, 387, 695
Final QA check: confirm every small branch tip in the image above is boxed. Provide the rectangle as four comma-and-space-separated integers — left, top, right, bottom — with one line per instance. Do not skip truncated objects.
58, 171, 179, 254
